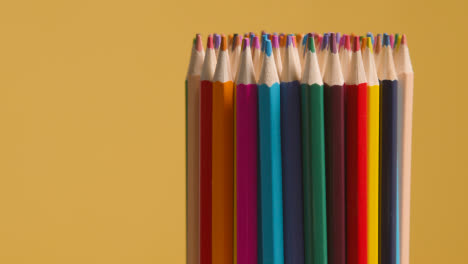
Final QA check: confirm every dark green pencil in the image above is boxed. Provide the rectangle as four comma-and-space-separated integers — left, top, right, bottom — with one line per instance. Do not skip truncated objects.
301, 35, 328, 264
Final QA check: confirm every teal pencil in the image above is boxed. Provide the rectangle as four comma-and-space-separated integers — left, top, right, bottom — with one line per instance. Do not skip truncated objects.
258, 39, 284, 264
301, 35, 328, 264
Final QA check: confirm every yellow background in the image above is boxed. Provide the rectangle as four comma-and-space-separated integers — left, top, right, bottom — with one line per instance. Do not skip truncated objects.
0, 0, 467, 263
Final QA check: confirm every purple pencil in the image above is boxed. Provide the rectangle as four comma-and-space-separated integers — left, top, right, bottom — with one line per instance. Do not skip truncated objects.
236, 37, 258, 264
323, 33, 346, 264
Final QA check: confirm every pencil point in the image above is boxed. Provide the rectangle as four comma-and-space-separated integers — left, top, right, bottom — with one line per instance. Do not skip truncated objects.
286, 35, 293, 48
207, 34, 214, 49
383, 33, 390, 47
253, 36, 260, 49
308, 35, 316, 53
196, 34, 203, 51
272, 35, 279, 48
221, 35, 228, 51
265, 39, 272, 57
242, 38, 250, 51
353, 36, 360, 52
330, 33, 337, 54
321, 33, 329, 51
401, 34, 407, 45
214, 34, 221, 49
261, 35, 268, 51
344, 35, 351, 51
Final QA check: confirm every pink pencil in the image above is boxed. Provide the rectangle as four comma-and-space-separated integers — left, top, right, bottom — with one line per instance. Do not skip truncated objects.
235, 37, 258, 264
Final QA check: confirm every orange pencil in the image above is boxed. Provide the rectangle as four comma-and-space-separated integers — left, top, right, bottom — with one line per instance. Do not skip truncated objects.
212, 35, 234, 264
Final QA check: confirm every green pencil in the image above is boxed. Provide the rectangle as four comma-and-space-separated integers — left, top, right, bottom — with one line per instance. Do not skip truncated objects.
301, 35, 328, 264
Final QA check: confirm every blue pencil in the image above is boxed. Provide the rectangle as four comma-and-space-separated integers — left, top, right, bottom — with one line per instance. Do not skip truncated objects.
258, 39, 284, 264
280, 34, 305, 264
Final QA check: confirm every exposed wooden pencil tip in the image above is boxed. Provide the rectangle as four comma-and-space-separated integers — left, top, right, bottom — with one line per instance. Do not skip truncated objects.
195, 34, 203, 51
221, 35, 228, 51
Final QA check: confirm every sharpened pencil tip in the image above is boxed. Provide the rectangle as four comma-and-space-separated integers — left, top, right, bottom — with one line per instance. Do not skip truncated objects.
214, 34, 221, 49
195, 34, 203, 51
253, 36, 260, 49
353, 35, 360, 52
308, 35, 316, 53
383, 33, 390, 47
272, 35, 279, 48
401, 34, 407, 45
286, 35, 293, 48
344, 35, 351, 51
330, 33, 337, 54
321, 33, 329, 51
207, 34, 214, 49
265, 39, 272, 57
221, 35, 228, 51
242, 38, 250, 51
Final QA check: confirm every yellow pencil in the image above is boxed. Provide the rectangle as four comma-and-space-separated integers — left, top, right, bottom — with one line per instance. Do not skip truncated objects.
362, 36, 380, 264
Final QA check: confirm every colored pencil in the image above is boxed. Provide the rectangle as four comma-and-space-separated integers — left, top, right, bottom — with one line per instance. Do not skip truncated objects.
323, 33, 346, 264
301, 35, 328, 264
280, 34, 286, 63
258, 39, 284, 264
186, 34, 204, 264
236, 38, 258, 264
395, 34, 414, 264
252, 36, 262, 80
362, 36, 380, 264
272, 34, 283, 78
200, 34, 216, 264
212, 35, 234, 264
339, 34, 351, 82
280, 34, 304, 264
345, 36, 368, 264
378, 34, 398, 264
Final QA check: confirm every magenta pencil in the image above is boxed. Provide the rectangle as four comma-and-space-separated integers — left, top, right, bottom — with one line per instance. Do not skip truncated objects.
236, 37, 258, 264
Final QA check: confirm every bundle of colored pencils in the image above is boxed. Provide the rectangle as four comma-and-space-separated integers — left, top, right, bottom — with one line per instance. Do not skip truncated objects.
186, 31, 414, 264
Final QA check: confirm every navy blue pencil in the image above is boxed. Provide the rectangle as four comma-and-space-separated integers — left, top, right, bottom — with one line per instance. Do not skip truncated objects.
378, 33, 398, 264
280, 34, 305, 264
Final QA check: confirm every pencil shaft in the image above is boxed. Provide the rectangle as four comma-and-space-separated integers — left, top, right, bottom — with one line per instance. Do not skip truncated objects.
212, 81, 234, 264
236, 83, 258, 264
380, 80, 398, 264
324, 83, 346, 264
301, 83, 328, 264
399, 73, 414, 264
258, 83, 284, 264
367, 84, 380, 264
186, 76, 200, 264
280, 80, 305, 264
346, 83, 368, 264
200, 80, 213, 264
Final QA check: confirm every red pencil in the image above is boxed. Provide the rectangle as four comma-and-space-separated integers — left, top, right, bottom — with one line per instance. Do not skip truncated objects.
200, 35, 217, 264
345, 36, 368, 264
